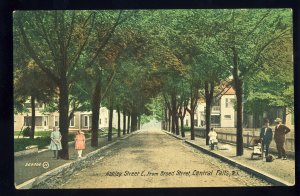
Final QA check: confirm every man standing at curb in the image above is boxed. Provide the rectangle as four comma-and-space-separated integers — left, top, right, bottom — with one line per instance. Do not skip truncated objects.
260, 118, 273, 158
274, 117, 290, 160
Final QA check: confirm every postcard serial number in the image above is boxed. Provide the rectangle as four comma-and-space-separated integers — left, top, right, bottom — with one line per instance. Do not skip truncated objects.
25, 162, 42, 167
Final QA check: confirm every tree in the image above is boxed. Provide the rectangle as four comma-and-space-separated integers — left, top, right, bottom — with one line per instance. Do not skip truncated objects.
208, 9, 292, 155
14, 11, 96, 159
244, 35, 293, 124
14, 60, 56, 138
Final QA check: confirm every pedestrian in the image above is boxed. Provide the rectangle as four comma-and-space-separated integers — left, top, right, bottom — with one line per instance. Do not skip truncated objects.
49, 127, 62, 159
259, 118, 273, 158
75, 130, 86, 158
208, 128, 218, 150
274, 117, 290, 160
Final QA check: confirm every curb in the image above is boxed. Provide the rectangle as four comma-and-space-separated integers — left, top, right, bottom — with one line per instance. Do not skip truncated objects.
14, 147, 39, 157
163, 131, 293, 186
15, 131, 139, 189
162, 130, 186, 141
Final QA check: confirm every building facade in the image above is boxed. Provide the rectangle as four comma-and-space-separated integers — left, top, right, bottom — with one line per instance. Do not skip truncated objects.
14, 102, 126, 132
182, 86, 294, 129
183, 87, 237, 128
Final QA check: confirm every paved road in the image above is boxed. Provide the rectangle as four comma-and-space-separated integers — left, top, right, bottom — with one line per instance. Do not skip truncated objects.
58, 129, 271, 188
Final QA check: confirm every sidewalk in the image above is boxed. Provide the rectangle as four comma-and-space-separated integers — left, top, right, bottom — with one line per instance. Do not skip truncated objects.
14, 132, 130, 186
166, 131, 295, 185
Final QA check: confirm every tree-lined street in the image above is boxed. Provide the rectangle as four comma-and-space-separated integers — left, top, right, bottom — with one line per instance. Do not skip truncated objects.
13, 9, 294, 188
14, 9, 293, 159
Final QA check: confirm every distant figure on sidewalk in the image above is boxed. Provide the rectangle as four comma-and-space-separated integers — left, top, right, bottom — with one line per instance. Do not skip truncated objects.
274, 117, 290, 160
208, 128, 218, 150
49, 127, 62, 159
260, 118, 273, 158
75, 130, 86, 158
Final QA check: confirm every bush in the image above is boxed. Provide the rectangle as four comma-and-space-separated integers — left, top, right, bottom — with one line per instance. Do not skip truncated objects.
35, 131, 52, 137
22, 127, 32, 137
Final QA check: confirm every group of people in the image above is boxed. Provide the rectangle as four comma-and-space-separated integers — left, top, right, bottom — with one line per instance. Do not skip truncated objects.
49, 127, 86, 159
208, 117, 291, 160
260, 117, 290, 160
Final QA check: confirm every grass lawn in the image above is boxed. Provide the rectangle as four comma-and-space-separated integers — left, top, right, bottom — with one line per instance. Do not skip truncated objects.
14, 137, 51, 152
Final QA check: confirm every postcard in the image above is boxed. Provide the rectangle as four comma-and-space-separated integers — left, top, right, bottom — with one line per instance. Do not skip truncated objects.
13, 9, 295, 189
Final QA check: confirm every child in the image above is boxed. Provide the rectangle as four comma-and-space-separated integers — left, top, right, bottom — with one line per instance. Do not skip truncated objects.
75, 130, 86, 158
208, 128, 218, 150
49, 127, 62, 159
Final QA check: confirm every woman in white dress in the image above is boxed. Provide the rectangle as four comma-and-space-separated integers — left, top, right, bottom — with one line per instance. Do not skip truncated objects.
49, 127, 62, 159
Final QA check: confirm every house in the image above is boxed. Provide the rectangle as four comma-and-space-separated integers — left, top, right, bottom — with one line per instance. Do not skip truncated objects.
182, 85, 294, 129
14, 101, 126, 132
183, 87, 237, 128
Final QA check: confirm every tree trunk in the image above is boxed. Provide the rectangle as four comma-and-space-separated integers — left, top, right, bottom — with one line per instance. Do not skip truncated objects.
30, 96, 35, 139
232, 47, 244, 156
58, 80, 70, 160
235, 81, 244, 156
205, 81, 214, 145
189, 89, 196, 140
171, 114, 175, 133
180, 117, 185, 137
171, 93, 177, 134
91, 79, 101, 147
123, 110, 126, 135
138, 115, 141, 130
108, 100, 113, 141
164, 107, 168, 130
190, 110, 195, 140
117, 107, 121, 137
175, 114, 179, 135
282, 107, 286, 124
205, 104, 211, 145
127, 113, 130, 134
131, 112, 137, 132
168, 109, 171, 132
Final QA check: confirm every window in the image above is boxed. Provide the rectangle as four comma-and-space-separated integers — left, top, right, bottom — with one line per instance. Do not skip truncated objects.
43, 116, 48, 126
225, 98, 235, 108
99, 118, 101, 125
194, 119, 198, 127
224, 115, 231, 119
225, 98, 229, 108
24, 116, 43, 126
211, 115, 220, 125
24, 116, 31, 126
35, 117, 43, 126
84, 116, 89, 127
70, 116, 75, 127
185, 119, 189, 126
54, 116, 59, 127
105, 118, 108, 124
213, 99, 220, 106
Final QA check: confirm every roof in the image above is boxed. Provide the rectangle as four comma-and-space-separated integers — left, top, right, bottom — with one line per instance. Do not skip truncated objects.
221, 87, 236, 95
